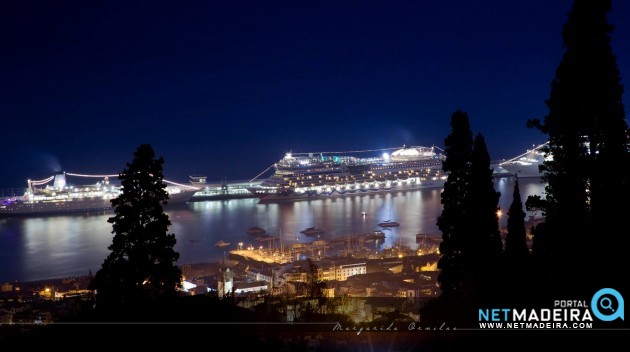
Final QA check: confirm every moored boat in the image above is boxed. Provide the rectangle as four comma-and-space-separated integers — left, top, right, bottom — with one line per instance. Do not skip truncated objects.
496, 143, 548, 178
215, 240, 231, 247
246, 226, 267, 235
248, 145, 447, 202
0, 173, 196, 217
378, 220, 400, 227
363, 230, 386, 242
300, 227, 325, 236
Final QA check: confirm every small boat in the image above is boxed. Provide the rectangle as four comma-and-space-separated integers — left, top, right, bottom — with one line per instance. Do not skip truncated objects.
300, 227, 325, 236
256, 234, 278, 242
215, 240, 231, 247
363, 230, 386, 242
378, 220, 400, 227
246, 226, 267, 235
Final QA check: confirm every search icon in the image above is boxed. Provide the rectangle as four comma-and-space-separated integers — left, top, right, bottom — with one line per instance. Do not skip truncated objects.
600, 297, 615, 312
591, 288, 624, 321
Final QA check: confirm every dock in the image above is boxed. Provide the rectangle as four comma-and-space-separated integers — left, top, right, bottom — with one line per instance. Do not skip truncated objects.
228, 231, 439, 265
188, 179, 262, 201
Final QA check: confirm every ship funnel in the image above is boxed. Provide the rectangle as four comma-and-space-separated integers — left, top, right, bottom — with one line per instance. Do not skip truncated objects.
53, 173, 67, 189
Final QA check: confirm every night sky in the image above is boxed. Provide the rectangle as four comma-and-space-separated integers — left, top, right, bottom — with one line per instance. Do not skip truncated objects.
1, 1, 629, 188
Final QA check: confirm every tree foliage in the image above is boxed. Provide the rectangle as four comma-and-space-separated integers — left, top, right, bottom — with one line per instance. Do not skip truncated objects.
468, 134, 502, 262
505, 177, 529, 258
464, 133, 503, 304
437, 111, 474, 297
436, 112, 505, 322
527, 0, 629, 290
90, 144, 182, 306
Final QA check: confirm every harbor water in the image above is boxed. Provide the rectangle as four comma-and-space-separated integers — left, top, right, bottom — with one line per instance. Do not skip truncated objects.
0, 177, 544, 282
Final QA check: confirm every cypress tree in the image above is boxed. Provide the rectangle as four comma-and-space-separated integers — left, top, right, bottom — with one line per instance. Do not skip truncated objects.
527, 0, 629, 290
573, 0, 630, 290
90, 144, 182, 306
437, 110, 473, 297
468, 133, 502, 260
466, 134, 502, 302
505, 176, 529, 258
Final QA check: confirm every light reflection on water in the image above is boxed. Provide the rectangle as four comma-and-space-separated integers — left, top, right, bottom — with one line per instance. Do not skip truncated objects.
0, 178, 545, 282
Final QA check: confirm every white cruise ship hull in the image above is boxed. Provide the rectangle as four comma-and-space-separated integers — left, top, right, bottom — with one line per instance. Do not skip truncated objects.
498, 163, 542, 178
0, 198, 114, 216
496, 144, 548, 178
250, 178, 446, 203
0, 190, 195, 216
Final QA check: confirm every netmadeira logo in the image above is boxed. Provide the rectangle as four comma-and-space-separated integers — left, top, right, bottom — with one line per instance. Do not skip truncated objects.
478, 288, 624, 329
591, 288, 624, 322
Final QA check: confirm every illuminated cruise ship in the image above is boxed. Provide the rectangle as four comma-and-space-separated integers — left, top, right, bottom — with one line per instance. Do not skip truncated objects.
496, 143, 549, 178
0, 172, 197, 216
248, 146, 447, 202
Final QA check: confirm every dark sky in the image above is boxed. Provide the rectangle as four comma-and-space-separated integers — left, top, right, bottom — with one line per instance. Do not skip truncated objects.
1, 0, 629, 187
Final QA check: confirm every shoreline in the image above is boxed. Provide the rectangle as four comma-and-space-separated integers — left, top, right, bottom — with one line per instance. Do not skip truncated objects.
0, 261, 222, 293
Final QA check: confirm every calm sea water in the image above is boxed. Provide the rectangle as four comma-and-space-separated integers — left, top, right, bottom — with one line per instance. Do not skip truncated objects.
0, 177, 545, 282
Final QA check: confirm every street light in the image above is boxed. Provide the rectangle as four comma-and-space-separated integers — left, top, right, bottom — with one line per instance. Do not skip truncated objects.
496, 209, 503, 235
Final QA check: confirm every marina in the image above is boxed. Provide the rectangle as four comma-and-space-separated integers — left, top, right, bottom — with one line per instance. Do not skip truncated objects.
0, 177, 546, 282
229, 229, 426, 265
0, 144, 548, 282
2, 1, 627, 345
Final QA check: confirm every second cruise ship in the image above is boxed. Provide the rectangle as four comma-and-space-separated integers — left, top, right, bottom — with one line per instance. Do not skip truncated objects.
248, 146, 447, 202
496, 142, 548, 178
0, 172, 197, 216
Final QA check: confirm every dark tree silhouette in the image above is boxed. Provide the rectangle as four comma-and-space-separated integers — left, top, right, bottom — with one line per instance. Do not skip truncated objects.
574, 0, 630, 291
465, 134, 502, 302
305, 258, 321, 298
468, 134, 502, 260
527, 0, 629, 291
437, 110, 473, 297
505, 176, 529, 258
529, 223, 549, 258
90, 144, 182, 306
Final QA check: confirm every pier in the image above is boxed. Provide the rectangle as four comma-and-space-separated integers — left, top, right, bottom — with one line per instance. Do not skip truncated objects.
228, 231, 440, 265
188, 179, 262, 201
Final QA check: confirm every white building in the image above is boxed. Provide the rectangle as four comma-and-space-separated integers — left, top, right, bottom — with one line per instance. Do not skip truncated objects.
334, 262, 367, 281
234, 281, 268, 294
217, 266, 233, 298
